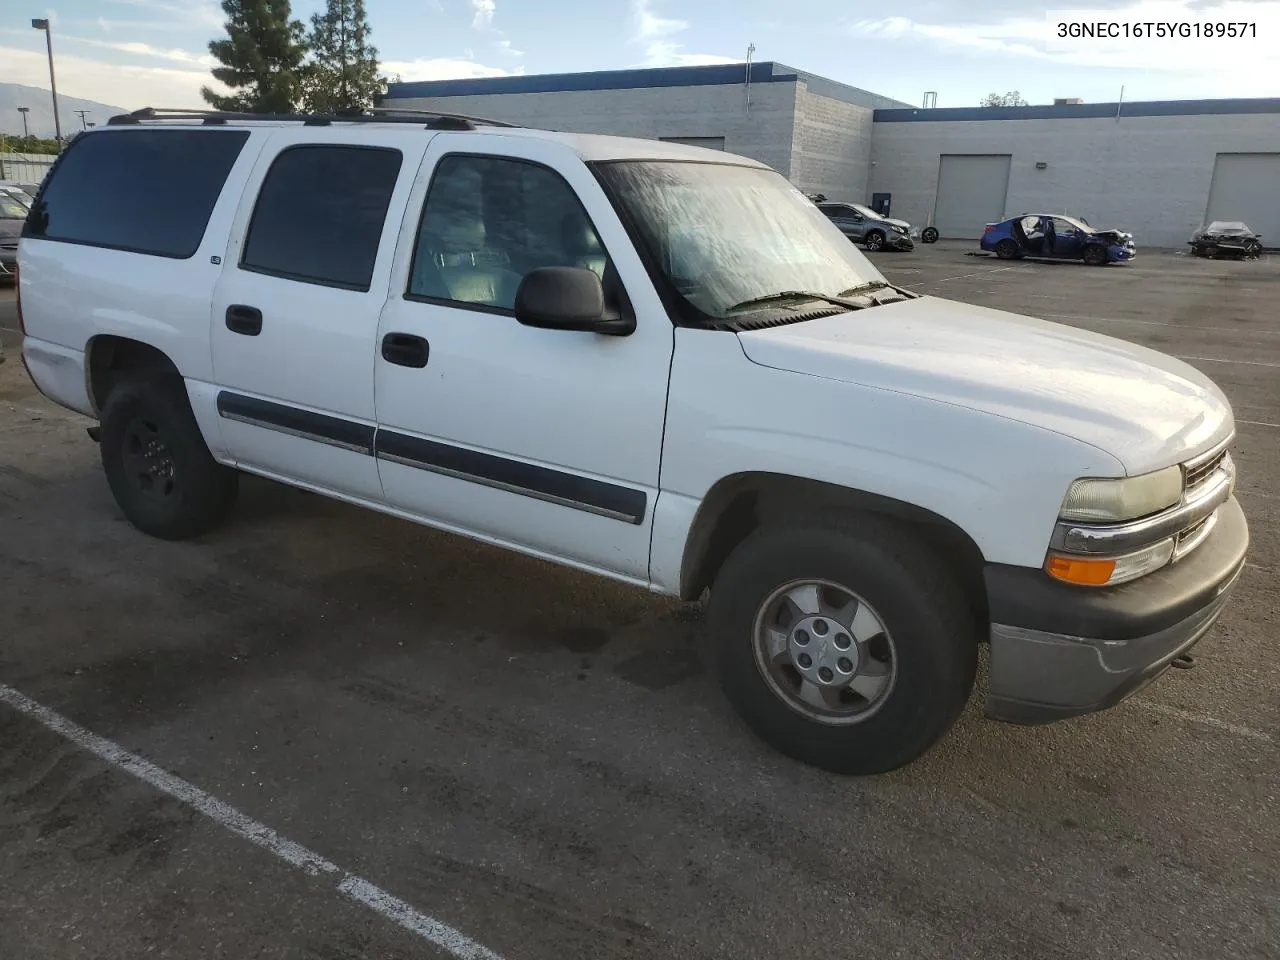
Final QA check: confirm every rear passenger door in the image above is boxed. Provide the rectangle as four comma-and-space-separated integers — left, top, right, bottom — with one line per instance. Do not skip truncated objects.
210, 130, 425, 501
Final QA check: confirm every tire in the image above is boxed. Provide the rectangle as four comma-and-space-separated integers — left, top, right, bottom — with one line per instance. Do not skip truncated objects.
994, 238, 1019, 260
100, 374, 238, 540
1082, 244, 1110, 266
1245, 241, 1262, 257
707, 515, 977, 775
921, 226, 939, 244
863, 230, 886, 252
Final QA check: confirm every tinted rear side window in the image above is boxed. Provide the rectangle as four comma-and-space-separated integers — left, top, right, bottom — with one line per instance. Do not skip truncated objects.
24, 129, 249, 258
240, 145, 402, 291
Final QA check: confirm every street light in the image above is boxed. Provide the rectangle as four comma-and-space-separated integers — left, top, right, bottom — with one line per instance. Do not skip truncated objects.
30, 18, 63, 145
17, 107, 30, 140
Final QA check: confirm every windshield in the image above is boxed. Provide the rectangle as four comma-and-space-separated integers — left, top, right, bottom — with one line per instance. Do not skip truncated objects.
850, 203, 880, 219
595, 161, 886, 322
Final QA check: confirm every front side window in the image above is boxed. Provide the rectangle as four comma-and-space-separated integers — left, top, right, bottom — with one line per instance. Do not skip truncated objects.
407, 154, 612, 311
595, 161, 885, 323
241, 145, 403, 291
22, 129, 249, 257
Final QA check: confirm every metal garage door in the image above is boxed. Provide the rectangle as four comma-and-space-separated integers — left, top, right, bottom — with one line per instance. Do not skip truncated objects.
933, 154, 1012, 239
1205, 153, 1280, 248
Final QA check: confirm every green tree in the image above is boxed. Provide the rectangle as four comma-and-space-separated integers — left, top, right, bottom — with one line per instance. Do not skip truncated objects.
202, 0, 308, 113
300, 0, 382, 113
980, 91, 1030, 107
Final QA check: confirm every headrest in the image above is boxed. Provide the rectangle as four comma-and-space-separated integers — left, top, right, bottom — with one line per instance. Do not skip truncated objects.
560, 213, 601, 257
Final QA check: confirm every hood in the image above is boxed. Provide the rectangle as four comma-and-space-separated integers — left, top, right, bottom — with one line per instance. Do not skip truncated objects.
878, 217, 912, 229
736, 296, 1233, 475
1087, 227, 1132, 241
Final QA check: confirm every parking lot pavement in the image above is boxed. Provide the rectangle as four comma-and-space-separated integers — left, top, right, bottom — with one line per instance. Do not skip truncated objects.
1, 249, 1278, 960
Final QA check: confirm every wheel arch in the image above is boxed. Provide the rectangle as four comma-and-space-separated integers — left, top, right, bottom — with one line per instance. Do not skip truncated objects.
85, 334, 183, 416
678, 472, 990, 626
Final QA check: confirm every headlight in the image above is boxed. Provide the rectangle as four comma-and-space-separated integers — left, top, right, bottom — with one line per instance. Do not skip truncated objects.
891, 224, 907, 234
1058, 465, 1182, 523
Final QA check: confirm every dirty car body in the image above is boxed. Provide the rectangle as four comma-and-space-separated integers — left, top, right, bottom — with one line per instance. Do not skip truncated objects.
983, 214, 1135, 265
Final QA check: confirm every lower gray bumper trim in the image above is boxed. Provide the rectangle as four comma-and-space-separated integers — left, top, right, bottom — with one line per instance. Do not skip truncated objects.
985, 564, 1242, 725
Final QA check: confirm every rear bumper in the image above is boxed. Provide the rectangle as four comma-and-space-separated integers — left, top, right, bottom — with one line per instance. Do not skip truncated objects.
984, 496, 1249, 724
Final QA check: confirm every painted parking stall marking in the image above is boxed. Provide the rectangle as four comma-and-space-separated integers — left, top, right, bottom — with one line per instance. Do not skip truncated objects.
0, 683, 505, 960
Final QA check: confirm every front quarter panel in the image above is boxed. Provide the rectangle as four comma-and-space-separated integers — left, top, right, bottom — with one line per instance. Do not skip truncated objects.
649, 328, 1125, 594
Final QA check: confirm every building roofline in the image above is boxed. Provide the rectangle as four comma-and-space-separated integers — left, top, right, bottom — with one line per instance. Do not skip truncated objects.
384, 61, 914, 110
874, 98, 1280, 122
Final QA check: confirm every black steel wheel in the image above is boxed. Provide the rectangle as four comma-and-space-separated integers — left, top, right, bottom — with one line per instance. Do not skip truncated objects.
921, 226, 939, 244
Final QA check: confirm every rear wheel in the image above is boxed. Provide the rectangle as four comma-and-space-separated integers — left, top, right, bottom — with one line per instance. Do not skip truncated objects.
921, 226, 939, 244
707, 516, 977, 775
994, 238, 1019, 260
863, 230, 886, 252
1082, 244, 1110, 266
100, 374, 238, 540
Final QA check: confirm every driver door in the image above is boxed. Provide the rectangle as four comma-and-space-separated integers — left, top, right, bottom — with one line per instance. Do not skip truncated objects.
1050, 217, 1082, 259
372, 133, 674, 582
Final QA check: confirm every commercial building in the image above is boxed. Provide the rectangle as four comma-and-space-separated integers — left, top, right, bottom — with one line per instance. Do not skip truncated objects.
384, 63, 1280, 248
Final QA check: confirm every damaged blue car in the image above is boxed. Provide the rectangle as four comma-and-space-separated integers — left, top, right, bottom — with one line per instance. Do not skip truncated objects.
981, 214, 1136, 265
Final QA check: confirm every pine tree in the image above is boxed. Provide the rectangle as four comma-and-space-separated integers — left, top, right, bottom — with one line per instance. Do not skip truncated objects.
202, 0, 308, 113
300, 0, 382, 114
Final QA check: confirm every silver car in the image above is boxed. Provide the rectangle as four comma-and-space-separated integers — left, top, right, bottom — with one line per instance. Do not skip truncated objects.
816, 201, 916, 252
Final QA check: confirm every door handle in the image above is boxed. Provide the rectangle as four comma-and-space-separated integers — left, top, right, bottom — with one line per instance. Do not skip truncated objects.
226, 304, 263, 336
381, 333, 429, 368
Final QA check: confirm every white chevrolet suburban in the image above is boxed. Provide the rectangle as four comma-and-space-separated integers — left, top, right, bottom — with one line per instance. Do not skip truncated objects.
15, 108, 1249, 774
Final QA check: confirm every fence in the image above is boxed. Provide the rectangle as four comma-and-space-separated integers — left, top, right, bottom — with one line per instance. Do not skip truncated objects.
0, 152, 57, 185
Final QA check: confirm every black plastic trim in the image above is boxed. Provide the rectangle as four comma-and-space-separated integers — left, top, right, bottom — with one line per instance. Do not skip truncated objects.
216, 391, 375, 455
376, 430, 647, 524
985, 498, 1249, 642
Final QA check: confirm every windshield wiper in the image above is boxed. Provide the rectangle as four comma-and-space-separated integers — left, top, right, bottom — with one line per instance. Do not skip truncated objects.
725, 290, 870, 315
837, 281, 920, 303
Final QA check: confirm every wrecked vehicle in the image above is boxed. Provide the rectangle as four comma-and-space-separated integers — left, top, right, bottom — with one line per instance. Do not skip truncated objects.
1189, 221, 1263, 259
982, 214, 1136, 266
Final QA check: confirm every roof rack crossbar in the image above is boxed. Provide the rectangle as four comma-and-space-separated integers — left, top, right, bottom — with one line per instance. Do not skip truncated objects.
106, 106, 521, 131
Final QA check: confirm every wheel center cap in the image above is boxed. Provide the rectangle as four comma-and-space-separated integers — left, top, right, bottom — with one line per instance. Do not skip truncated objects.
789, 615, 859, 685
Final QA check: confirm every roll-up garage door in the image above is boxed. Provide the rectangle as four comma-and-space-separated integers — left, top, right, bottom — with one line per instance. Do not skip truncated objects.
1204, 153, 1280, 248
933, 154, 1012, 239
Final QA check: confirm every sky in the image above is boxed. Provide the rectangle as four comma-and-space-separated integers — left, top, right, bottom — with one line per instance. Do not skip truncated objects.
3, 0, 1280, 116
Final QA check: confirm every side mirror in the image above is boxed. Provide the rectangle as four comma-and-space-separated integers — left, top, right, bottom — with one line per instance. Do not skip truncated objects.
514, 266, 634, 336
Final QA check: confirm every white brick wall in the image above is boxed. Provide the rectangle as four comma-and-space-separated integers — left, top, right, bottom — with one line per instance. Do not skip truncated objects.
868, 113, 1280, 247
788, 84, 875, 202
388, 82, 799, 178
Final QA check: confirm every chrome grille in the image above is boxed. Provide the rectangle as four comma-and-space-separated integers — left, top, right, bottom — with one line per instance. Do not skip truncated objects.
1184, 450, 1226, 493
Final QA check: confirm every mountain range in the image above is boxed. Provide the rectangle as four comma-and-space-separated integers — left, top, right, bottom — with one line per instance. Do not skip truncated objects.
0, 83, 129, 139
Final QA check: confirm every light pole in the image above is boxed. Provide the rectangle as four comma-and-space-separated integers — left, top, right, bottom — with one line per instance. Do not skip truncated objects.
75, 109, 89, 130
17, 107, 30, 140
31, 18, 63, 145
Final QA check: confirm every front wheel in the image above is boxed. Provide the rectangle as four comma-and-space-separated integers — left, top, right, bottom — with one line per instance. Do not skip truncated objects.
921, 226, 939, 244
707, 517, 977, 775
863, 230, 886, 252
1082, 244, 1110, 266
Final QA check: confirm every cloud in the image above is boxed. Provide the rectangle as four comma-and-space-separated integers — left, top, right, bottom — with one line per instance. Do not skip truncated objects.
0, 44, 225, 111
102, 0, 223, 30
62, 35, 216, 68
849, 0, 1280, 74
471, 0, 496, 31
630, 0, 735, 67
381, 57, 524, 82
494, 39, 523, 57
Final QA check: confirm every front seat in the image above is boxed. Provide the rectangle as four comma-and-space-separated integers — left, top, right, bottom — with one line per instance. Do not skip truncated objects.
428, 213, 524, 308
560, 213, 607, 278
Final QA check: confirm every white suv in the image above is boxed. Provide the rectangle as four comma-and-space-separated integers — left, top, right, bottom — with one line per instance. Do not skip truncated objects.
16, 108, 1248, 774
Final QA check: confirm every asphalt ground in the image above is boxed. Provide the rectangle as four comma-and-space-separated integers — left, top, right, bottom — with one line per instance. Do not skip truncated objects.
1, 241, 1277, 960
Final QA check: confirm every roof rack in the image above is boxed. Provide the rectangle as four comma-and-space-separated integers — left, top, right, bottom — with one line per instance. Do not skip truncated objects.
106, 106, 521, 131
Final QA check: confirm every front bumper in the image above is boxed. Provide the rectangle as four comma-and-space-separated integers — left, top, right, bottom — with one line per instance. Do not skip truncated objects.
984, 496, 1249, 725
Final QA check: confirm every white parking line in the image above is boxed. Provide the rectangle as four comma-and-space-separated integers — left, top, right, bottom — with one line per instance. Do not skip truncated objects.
928, 267, 1014, 282
1042, 312, 1280, 336
1131, 699, 1274, 743
0, 684, 504, 960
1238, 419, 1280, 429
1176, 355, 1280, 369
